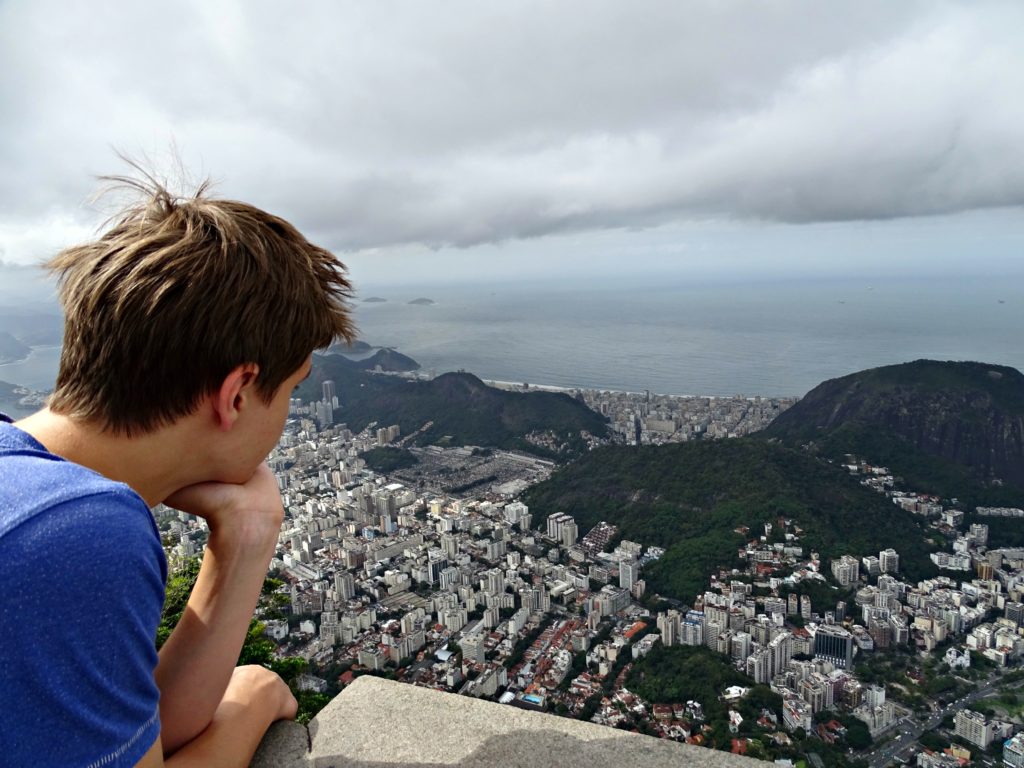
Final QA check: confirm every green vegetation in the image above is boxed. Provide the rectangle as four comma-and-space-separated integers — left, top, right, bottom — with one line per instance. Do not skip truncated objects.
157, 558, 202, 649
360, 446, 419, 472
626, 644, 750, 722
158, 559, 330, 724
853, 649, 913, 687
298, 354, 608, 458
558, 650, 588, 691
841, 716, 872, 750
505, 622, 548, 670
966, 513, 1024, 549
773, 421, 1023, 509
975, 691, 1024, 720
814, 710, 873, 751
918, 730, 948, 751
763, 359, 1024, 503
626, 645, 797, 753
352, 348, 420, 372
780, 581, 849, 617
523, 438, 937, 602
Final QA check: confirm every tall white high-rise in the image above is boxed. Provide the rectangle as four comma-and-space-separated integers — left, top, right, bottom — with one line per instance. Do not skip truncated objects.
657, 610, 680, 647
879, 548, 900, 574
619, 558, 640, 590
334, 571, 355, 600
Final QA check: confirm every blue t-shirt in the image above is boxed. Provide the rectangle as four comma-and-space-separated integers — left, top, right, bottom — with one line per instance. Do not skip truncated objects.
0, 416, 167, 767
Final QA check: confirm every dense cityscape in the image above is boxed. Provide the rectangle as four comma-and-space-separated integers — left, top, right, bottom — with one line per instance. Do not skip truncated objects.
155, 378, 1024, 768
3, 5, 1023, 767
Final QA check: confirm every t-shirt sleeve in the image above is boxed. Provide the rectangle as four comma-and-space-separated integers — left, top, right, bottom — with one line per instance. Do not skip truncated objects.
0, 490, 166, 767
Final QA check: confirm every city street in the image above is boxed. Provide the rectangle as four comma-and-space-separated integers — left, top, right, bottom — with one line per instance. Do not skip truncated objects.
866, 673, 1024, 768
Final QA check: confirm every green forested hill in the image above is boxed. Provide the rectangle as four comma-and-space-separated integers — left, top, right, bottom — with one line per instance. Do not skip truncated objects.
350, 348, 420, 372
296, 353, 608, 457
522, 438, 937, 601
762, 360, 1024, 506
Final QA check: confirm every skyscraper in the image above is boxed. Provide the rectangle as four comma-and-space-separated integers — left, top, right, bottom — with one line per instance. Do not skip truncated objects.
831, 555, 860, 586
561, 520, 578, 548
657, 610, 680, 647
334, 571, 355, 600
682, 611, 705, 646
322, 379, 337, 404
619, 558, 640, 591
879, 548, 900, 574
546, 512, 574, 541
813, 625, 854, 669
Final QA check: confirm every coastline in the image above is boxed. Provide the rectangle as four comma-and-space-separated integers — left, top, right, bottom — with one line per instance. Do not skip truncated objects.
0, 344, 60, 367
1, 341, 803, 402
479, 377, 793, 401
0, 345, 61, 392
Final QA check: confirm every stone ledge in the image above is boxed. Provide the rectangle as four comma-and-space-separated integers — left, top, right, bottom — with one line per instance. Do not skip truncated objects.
250, 719, 309, 768
252, 676, 763, 767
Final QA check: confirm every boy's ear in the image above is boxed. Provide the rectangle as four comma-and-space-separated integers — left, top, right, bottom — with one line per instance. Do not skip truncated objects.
212, 363, 260, 431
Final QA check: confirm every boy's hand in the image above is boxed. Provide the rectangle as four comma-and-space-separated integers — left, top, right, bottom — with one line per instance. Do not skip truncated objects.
165, 462, 284, 547
229, 665, 299, 722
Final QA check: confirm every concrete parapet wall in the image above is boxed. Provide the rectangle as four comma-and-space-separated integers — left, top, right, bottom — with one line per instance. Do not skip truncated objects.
252, 675, 763, 767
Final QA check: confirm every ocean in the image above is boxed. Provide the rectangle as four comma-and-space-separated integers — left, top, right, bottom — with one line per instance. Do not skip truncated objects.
350, 275, 1024, 397
2, 275, 1022, 399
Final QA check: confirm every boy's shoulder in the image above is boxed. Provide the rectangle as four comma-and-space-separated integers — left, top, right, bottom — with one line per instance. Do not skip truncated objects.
0, 417, 167, 767
0, 417, 151, 530
0, 418, 165, 582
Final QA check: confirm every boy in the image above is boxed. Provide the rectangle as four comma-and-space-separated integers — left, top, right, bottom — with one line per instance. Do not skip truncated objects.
0, 172, 355, 766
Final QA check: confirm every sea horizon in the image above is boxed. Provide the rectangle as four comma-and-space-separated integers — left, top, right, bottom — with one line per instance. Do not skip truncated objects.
2, 273, 1023, 400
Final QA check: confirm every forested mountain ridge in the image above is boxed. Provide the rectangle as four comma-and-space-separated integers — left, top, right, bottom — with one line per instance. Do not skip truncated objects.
762, 359, 1024, 502
295, 353, 608, 457
522, 438, 937, 602
351, 348, 420, 372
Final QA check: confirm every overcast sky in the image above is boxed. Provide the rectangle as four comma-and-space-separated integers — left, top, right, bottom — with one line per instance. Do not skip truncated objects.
1, 0, 1022, 290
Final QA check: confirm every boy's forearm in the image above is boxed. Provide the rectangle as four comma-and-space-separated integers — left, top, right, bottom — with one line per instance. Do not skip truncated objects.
164, 667, 293, 768
156, 527, 278, 754
164, 704, 275, 768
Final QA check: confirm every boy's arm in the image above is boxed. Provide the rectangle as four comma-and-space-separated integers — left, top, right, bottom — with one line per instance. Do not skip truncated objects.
154, 463, 289, 754
137, 666, 297, 768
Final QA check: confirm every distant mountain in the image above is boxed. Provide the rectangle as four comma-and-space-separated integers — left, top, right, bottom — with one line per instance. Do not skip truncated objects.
325, 338, 373, 355
0, 308, 63, 346
321, 343, 416, 371
0, 332, 30, 364
297, 354, 608, 457
353, 348, 420, 372
762, 360, 1024, 501
408, 298, 435, 306
522, 439, 937, 602
362, 296, 387, 303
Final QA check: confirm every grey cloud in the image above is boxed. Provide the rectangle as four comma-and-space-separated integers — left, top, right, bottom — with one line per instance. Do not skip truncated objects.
0, 0, 1022, 261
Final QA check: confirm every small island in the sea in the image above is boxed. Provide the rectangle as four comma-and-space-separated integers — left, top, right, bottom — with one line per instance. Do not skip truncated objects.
362, 296, 388, 303
408, 298, 435, 306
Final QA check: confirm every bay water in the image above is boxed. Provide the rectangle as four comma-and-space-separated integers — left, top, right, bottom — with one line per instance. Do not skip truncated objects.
2, 275, 1022, 399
